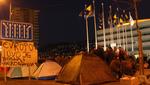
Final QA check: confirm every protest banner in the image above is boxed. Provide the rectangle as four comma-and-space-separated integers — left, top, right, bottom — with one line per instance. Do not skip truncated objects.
1, 40, 37, 67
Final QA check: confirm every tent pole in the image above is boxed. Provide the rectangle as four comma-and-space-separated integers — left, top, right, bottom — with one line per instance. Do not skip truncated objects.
28, 64, 31, 80
4, 66, 7, 82
85, 16, 90, 53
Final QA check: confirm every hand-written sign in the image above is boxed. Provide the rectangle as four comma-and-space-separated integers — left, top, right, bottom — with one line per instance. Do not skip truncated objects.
0, 20, 33, 41
1, 41, 38, 67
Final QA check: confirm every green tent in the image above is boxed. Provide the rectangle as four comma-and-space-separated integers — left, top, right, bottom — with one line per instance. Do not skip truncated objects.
7, 65, 37, 78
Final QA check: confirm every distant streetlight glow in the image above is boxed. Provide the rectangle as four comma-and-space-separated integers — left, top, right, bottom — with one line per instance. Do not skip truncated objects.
0, 0, 12, 20
0, 0, 6, 3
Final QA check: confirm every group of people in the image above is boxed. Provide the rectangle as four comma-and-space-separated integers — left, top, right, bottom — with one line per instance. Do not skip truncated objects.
39, 45, 148, 79
92, 46, 137, 79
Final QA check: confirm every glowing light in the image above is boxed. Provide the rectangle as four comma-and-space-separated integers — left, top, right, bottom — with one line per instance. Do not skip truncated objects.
130, 20, 135, 26
0, 0, 6, 4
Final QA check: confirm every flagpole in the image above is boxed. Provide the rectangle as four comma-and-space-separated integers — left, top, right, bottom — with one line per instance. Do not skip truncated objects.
123, 10, 128, 52
93, 0, 98, 49
130, 26, 134, 52
102, 3, 106, 51
119, 25, 121, 47
117, 26, 119, 47
122, 25, 125, 50
116, 8, 121, 48
129, 12, 134, 52
109, 6, 111, 47
125, 26, 128, 52
130, 24, 134, 52
85, 16, 89, 53
109, 5, 114, 47
85, 5, 90, 53
119, 16, 122, 48
120, 14, 125, 50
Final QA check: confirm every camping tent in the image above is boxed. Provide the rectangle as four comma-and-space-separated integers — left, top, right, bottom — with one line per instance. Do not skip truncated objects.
7, 64, 37, 78
32, 60, 62, 80
57, 52, 116, 85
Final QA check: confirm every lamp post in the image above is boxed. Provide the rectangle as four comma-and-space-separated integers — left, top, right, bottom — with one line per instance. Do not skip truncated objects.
9, 0, 12, 20
0, 0, 7, 82
0, 0, 12, 20
133, 0, 144, 75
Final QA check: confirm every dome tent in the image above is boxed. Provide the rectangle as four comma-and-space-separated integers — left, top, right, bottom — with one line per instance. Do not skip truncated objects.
32, 60, 62, 80
7, 64, 37, 78
57, 52, 116, 85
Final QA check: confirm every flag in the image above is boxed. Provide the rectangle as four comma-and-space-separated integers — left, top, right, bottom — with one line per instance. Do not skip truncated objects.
120, 14, 128, 24
85, 4, 93, 17
119, 18, 123, 24
129, 12, 134, 26
112, 14, 119, 26
79, 4, 93, 18
122, 14, 129, 23
86, 5, 92, 12
120, 11, 129, 23
113, 14, 117, 19
125, 14, 129, 20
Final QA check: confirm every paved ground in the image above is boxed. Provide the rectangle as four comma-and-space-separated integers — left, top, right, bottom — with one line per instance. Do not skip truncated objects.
0, 78, 121, 85
1, 69, 150, 85
1, 79, 150, 85
0, 79, 65, 85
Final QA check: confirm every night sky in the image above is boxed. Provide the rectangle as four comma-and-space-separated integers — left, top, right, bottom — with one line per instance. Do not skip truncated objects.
0, 0, 150, 48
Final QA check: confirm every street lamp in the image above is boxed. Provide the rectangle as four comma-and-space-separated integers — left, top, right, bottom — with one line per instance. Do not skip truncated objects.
0, 0, 12, 82
9, 0, 12, 20
0, 0, 12, 20
0, 0, 6, 3
132, 0, 144, 75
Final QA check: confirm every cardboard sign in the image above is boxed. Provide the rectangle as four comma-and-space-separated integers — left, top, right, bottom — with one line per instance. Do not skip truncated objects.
1, 40, 38, 67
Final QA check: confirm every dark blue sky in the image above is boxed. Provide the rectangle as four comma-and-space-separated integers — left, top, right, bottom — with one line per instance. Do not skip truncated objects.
0, 0, 150, 48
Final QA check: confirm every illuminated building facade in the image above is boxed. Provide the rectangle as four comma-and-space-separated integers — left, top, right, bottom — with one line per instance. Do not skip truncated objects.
11, 7, 40, 49
97, 19, 150, 56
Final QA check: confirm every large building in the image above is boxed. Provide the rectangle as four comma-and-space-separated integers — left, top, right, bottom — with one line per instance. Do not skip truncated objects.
11, 7, 40, 49
97, 19, 150, 56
